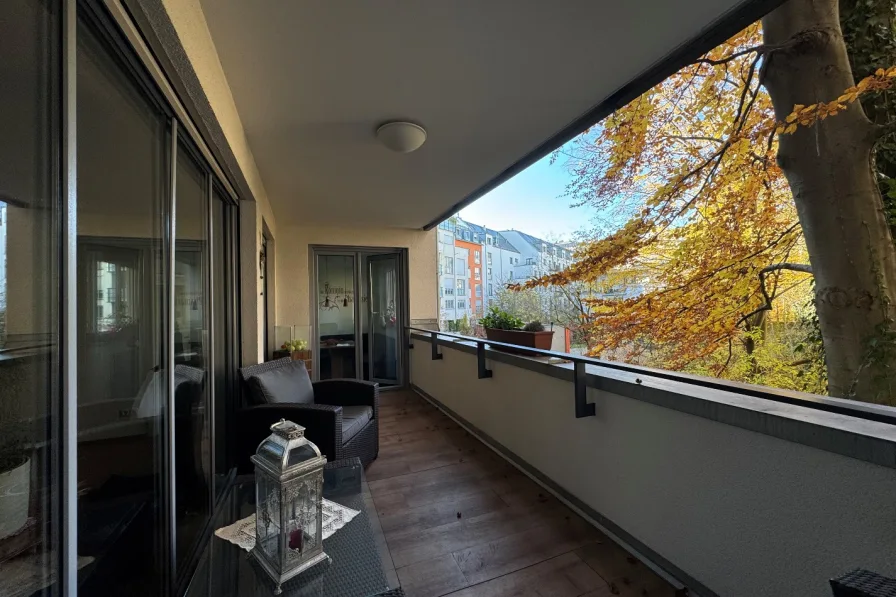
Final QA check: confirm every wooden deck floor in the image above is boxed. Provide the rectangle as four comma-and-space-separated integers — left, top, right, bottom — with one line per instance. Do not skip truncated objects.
366, 390, 678, 597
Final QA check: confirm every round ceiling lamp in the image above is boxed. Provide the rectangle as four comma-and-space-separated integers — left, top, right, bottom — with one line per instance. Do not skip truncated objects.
376, 121, 427, 153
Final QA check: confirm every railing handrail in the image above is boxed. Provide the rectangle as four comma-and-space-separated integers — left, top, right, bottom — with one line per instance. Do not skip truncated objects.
407, 326, 896, 426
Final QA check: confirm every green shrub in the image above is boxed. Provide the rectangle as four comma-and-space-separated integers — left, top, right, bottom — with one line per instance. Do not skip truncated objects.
480, 306, 524, 330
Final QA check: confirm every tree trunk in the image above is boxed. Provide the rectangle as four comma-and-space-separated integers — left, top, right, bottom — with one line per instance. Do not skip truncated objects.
763, 0, 896, 402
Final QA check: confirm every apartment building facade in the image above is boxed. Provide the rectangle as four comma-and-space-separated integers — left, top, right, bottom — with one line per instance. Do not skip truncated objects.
437, 217, 521, 327
499, 230, 575, 279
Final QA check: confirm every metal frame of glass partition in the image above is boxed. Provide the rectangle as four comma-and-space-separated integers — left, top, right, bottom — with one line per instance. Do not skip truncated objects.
49, 0, 245, 594
309, 246, 410, 389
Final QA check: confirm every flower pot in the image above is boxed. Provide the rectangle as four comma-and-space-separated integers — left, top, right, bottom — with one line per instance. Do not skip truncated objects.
0, 456, 30, 540
484, 328, 555, 356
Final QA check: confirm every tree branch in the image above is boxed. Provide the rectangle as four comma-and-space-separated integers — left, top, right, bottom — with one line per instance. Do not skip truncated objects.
692, 28, 830, 67
736, 263, 813, 327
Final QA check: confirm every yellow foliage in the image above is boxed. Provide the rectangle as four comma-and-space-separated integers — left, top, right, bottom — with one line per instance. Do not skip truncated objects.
514, 23, 856, 389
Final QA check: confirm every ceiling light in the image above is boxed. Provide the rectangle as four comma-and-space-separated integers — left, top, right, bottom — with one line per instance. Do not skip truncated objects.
376, 121, 427, 153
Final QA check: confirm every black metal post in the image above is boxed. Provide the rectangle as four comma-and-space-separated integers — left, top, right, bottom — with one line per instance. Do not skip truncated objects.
575, 361, 595, 418
431, 330, 443, 360
477, 341, 492, 379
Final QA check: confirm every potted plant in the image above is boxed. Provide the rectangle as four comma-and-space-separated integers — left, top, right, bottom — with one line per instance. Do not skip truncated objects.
281, 339, 312, 372
0, 419, 31, 541
480, 307, 554, 355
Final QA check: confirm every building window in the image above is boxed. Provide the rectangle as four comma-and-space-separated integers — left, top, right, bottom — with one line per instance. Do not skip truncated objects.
456, 257, 465, 274
488, 284, 494, 296
456, 279, 465, 294
509, 256, 513, 265
97, 289, 104, 301
107, 287, 117, 303
107, 262, 115, 272
443, 255, 454, 274
475, 284, 481, 297
457, 300, 466, 309
514, 258, 519, 264
444, 286, 454, 296
509, 271, 513, 280
487, 253, 492, 265
445, 300, 454, 309
474, 250, 480, 264
474, 267, 480, 280
487, 267, 492, 278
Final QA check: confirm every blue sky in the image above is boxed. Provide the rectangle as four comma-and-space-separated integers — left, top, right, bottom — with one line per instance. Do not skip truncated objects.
459, 152, 596, 242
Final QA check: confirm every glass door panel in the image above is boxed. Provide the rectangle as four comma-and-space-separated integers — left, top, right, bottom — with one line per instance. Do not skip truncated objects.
174, 147, 211, 575
76, 17, 169, 595
317, 254, 356, 380
368, 255, 401, 386
0, 0, 61, 593
212, 189, 232, 491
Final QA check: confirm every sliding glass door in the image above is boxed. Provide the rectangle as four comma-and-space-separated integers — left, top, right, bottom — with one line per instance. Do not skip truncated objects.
313, 249, 406, 387
73, 6, 239, 596
368, 254, 401, 386
77, 15, 170, 594
2, 2, 241, 594
316, 254, 358, 380
0, 0, 62, 594
173, 146, 212, 578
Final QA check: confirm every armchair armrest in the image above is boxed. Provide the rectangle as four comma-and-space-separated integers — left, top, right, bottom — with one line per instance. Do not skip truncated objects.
313, 379, 379, 416
236, 403, 342, 473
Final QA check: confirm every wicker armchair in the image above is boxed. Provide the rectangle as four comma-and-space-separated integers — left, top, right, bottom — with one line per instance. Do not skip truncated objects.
237, 358, 379, 472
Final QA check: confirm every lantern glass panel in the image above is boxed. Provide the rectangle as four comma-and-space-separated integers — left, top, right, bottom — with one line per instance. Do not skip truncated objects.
282, 476, 321, 559
256, 473, 282, 563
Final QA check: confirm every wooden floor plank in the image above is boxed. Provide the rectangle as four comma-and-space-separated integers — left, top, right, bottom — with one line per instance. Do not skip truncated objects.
575, 542, 679, 597
368, 459, 510, 498
378, 490, 508, 537
453, 518, 600, 585
370, 390, 675, 597
396, 553, 469, 597
387, 499, 571, 568
443, 552, 610, 597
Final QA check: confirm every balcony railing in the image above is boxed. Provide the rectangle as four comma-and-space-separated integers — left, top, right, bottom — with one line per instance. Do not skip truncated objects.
407, 327, 896, 597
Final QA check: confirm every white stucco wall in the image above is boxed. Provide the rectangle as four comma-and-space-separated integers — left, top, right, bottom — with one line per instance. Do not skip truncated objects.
410, 343, 896, 597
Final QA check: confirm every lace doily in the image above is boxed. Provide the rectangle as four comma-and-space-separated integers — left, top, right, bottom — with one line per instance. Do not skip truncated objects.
214, 498, 360, 552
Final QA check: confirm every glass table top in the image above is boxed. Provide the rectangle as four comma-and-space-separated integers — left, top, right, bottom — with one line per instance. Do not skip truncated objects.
186, 458, 394, 597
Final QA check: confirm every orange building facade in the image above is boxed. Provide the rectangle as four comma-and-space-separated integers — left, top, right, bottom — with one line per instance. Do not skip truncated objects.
454, 238, 483, 316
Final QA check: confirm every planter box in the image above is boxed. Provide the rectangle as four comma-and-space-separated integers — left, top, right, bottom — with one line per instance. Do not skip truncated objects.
484, 328, 554, 356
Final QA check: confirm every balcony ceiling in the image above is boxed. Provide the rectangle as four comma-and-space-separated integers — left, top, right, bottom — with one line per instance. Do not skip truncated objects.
199, 0, 755, 228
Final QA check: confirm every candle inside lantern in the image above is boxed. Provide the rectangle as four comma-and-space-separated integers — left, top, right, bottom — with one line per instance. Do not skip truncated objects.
289, 527, 304, 551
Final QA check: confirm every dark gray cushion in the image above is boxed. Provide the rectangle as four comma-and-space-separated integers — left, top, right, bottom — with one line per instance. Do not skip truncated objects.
341, 405, 372, 443
248, 361, 314, 405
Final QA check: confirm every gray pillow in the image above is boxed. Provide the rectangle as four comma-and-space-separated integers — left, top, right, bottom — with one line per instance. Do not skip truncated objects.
249, 361, 314, 405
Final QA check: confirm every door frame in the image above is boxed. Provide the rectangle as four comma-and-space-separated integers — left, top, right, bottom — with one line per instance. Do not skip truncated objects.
309, 245, 410, 389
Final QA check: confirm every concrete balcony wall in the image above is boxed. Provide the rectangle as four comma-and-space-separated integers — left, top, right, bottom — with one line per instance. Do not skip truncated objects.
409, 335, 896, 597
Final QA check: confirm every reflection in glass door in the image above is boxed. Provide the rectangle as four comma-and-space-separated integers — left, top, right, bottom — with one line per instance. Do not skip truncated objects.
368, 255, 401, 386
174, 146, 211, 576
317, 254, 357, 380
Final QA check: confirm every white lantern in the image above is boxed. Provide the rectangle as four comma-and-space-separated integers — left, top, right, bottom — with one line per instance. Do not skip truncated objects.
251, 419, 328, 594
